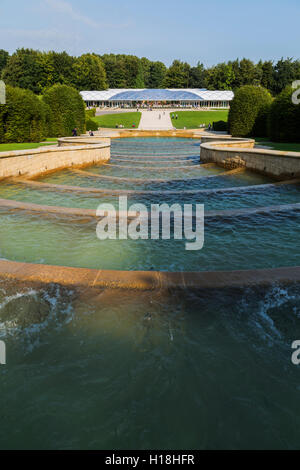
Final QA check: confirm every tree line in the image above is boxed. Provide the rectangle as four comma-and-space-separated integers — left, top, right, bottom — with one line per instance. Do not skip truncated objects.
0, 48, 299, 96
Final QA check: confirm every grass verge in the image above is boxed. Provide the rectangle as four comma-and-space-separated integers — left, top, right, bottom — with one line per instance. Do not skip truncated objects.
170, 110, 229, 129
0, 142, 57, 152
255, 138, 300, 153
93, 112, 141, 129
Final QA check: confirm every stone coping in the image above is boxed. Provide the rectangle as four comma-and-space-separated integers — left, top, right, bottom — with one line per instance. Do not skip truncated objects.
72, 167, 244, 183
112, 157, 201, 164
12, 177, 300, 196
0, 199, 300, 221
0, 197, 299, 221
101, 163, 203, 170
201, 139, 300, 159
111, 154, 199, 158
95, 129, 205, 139
58, 136, 111, 147
0, 142, 110, 160
0, 259, 299, 290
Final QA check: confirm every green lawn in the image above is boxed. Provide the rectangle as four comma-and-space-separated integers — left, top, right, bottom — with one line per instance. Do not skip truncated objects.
255, 138, 300, 153
0, 141, 57, 152
93, 112, 141, 129
170, 110, 229, 129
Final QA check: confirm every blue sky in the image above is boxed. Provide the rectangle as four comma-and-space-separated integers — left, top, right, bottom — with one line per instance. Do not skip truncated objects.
0, 0, 299, 66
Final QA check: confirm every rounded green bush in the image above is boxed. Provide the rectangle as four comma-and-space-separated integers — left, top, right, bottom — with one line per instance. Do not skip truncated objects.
86, 118, 99, 132
213, 120, 228, 132
268, 87, 300, 142
0, 85, 47, 143
228, 85, 273, 137
42, 84, 86, 137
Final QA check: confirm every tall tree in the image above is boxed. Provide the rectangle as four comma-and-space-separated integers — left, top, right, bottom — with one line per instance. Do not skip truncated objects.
189, 62, 206, 88
260, 60, 274, 91
2, 48, 43, 94
0, 49, 9, 75
48, 51, 76, 87
123, 55, 145, 88
163, 60, 190, 88
101, 54, 127, 88
272, 58, 300, 95
238, 59, 257, 86
148, 62, 167, 88
73, 54, 107, 90
140, 57, 151, 87
205, 63, 235, 90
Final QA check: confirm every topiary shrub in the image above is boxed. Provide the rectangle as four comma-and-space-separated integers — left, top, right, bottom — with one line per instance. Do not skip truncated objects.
86, 118, 99, 132
42, 84, 86, 137
85, 108, 96, 118
0, 85, 47, 143
213, 120, 228, 132
268, 86, 300, 142
228, 85, 273, 137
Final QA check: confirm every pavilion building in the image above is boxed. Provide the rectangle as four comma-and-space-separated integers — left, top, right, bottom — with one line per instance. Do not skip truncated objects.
80, 89, 234, 109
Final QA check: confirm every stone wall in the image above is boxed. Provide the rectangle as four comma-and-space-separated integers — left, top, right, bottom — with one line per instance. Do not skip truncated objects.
0, 143, 110, 179
96, 129, 205, 139
58, 136, 111, 146
200, 138, 300, 179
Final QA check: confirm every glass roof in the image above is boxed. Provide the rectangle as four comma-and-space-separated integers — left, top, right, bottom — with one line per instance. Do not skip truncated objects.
80, 89, 234, 102
109, 89, 203, 101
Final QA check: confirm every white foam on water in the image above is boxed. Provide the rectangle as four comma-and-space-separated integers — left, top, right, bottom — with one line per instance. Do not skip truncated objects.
0, 285, 75, 353
237, 285, 300, 350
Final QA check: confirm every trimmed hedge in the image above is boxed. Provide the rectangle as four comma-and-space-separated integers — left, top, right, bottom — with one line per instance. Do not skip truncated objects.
86, 108, 96, 118
228, 85, 272, 137
0, 85, 47, 143
86, 118, 99, 132
213, 120, 228, 132
268, 86, 300, 142
85, 108, 98, 131
42, 84, 86, 137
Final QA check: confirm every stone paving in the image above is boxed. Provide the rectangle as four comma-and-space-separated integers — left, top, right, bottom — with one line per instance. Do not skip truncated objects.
138, 110, 173, 130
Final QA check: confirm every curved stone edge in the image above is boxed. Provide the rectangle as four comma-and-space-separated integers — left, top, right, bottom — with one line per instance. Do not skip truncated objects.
111, 153, 200, 158
58, 136, 111, 146
0, 259, 299, 290
12, 177, 300, 196
111, 155, 202, 164
96, 129, 205, 139
112, 157, 201, 164
102, 163, 203, 170
0, 141, 110, 159
72, 167, 245, 183
1, 197, 300, 221
0, 142, 111, 179
200, 137, 300, 179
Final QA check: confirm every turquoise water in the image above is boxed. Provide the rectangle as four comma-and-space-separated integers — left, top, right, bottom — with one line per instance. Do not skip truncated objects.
0, 209, 299, 271
0, 137, 300, 450
39, 169, 272, 191
36, 137, 273, 191
0, 283, 300, 449
0, 181, 299, 211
